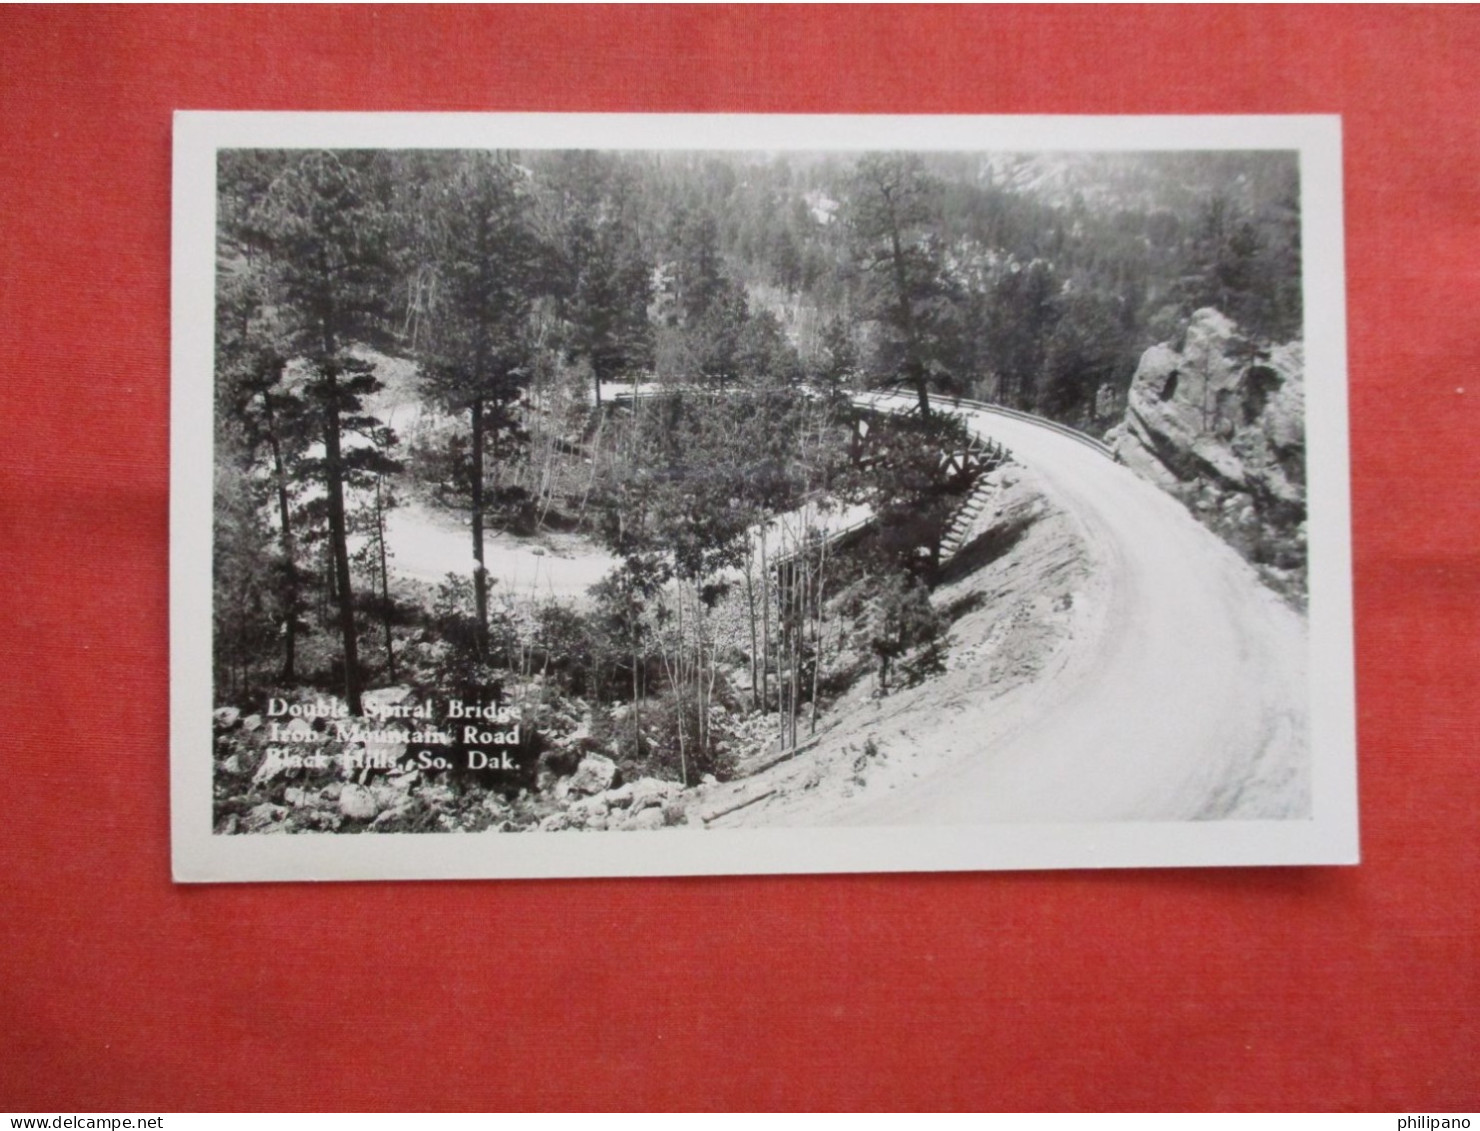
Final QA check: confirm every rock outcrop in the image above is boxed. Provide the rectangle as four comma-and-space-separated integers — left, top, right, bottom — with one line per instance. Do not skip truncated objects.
1106, 308, 1306, 601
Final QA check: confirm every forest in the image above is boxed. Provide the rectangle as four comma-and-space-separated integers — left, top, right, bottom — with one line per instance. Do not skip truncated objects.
212, 145, 1303, 833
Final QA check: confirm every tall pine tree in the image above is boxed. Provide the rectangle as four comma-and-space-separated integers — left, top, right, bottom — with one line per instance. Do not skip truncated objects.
254, 150, 396, 714
419, 152, 544, 656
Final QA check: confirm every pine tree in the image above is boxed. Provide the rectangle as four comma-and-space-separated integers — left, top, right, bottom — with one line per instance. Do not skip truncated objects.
419, 152, 544, 658
848, 154, 950, 416
253, 150, 397, 714
546, 153, 654, 403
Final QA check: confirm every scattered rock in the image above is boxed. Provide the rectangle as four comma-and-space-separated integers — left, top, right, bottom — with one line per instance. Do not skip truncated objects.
338, 783, 380, 821
537, 747, 582, 779
568, 753, 617, 796
368, 780, 410, 811
298, 809, 343, 832
625, 777, 677, 811
568, 795, 609, 825
387, 768, 419, 791
539, 812, 572, 832
602, 782, 635, 808
220, 754, 243, 775
361, 686, 415, 713
347, 738, 408, 772
243, 802, 287, 832
421, 783, 458, 810
241, 714, 263, 733
622, 807, 666, 832
370, 803, 416, 830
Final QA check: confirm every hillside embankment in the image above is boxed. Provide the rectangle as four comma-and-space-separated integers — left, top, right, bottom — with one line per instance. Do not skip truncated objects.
705, 392, 1309, 827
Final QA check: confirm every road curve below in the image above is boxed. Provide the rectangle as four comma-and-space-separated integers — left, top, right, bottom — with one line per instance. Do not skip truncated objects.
842, 393, 1310, 824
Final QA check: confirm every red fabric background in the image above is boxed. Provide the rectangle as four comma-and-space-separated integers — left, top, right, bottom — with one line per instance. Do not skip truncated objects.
1, 5, 1475, 1112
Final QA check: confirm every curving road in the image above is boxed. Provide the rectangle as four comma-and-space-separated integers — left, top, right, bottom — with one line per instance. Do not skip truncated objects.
839, 393, 1310, 824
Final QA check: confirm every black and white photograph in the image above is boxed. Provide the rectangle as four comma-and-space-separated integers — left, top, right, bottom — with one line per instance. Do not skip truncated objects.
171, 113, 1356, 880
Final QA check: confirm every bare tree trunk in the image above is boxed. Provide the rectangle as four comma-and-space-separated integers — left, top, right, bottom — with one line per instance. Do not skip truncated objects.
470, 397, 489, 659
631, 628, 641, 755
743, 551, 760, 710
375, 475, 396, 683
321, 362, 362, 715
793, 566, 801, 749
760, 532, 772, 714
810, 529, 830, 735
883, 197, 930, 419
260, 389, 298, 683
705, 624, 720, 767
695, 583, 708, 764
669, 589, 688, 786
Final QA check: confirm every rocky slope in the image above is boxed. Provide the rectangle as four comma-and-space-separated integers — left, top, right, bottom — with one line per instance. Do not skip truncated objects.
1104, 308, 1306, 602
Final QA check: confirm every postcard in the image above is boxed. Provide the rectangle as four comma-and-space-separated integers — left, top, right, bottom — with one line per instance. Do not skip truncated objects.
172, 112, 1357, 880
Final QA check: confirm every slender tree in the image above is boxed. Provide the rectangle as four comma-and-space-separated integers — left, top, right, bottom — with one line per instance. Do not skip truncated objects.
254, 150, 396, 714
849, 154, 949, 416
545, 154, 654, 404
420, 152, 544, 656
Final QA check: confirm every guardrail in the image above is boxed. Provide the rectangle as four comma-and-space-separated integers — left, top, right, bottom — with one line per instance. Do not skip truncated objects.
858, 390, 1116, 460
612, 383, 1116, 460
955, 396, 1116, 459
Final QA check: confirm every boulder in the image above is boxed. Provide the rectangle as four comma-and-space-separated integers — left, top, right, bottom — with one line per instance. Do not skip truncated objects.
567, 753, 618, 796
626, 777, 677, 811
482, 795, 510, 819
338, 783, 380, 821
1108, 307, 1306, 596
212, 707, 241, 731
370, 782, 405, 811
279, 717, 316, 742
361, 686, 415, 713
420, 783, 457, 810
564, 714, 593, 745
243, 802, 287, 832
622, 807, 667, 832
601, 782, 635, 808
370, 802, 416, 830
568, 795, 610, 825
299, 809, 343, 833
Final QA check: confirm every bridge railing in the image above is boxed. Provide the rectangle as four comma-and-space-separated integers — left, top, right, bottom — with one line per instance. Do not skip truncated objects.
951, 396, 1116, 460
611, 383, 1116, 460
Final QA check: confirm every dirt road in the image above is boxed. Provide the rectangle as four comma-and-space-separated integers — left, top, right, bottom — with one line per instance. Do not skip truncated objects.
826, 394, 1310, 824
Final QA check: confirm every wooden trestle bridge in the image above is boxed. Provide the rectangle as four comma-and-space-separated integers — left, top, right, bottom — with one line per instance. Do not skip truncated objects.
607, 384, 1019, 572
